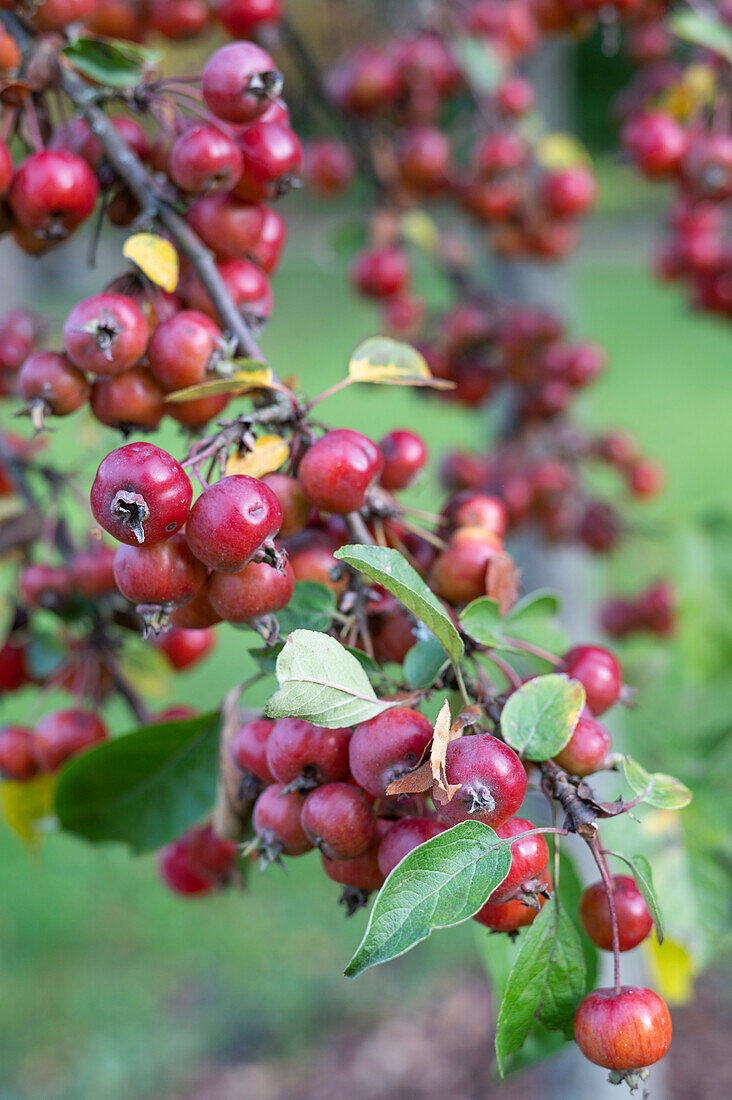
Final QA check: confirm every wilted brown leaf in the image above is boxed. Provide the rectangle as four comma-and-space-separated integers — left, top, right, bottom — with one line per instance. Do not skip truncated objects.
486, 551, 519, 616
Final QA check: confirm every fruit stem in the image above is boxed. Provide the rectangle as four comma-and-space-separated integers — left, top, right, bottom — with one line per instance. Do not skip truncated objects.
589, 834, 622, 994
501, 638, 562, 666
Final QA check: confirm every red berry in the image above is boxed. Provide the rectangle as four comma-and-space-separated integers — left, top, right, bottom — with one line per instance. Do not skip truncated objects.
627, 458, 664, 499
215, 0, 282, 38
158, 838, 216, 896
148, 311, 222, 392
289, 540, 348, 595
34, 709, 108, 772
167, 392, 230, 428
622, 112, 687, 179
444, 491, 507, 537
113, 533, 207, 609
31, 0, 96, 30
351, 247, 410, 300
91, 442, 192, 547
378, 429, 428, 492
300, 782, 375, 859
202, 42, 282, 125
187, 195, 265, 261
170, 581, 223, 629
377, 817, 445, 877
170, 125, 243, 194
63, 293, 148, 376
9, 151, 98, 237
349, 708, 433, 798
474, 132, 528, 178
429, 531, 502, 604
249, 207, 287, 274
541, 167, 597, 218
230, 718, 276, 784
209, 557, 294, 622
297, 429, 383, 514
69, 545, 117, 598
155, 626, 215, 670
0, 725, 38, 781
574, 987, 672, 1071
261, 474, 311, 538
18, 351, 90, 419
150, 0, 210, 38
397, 127, 451, 194
0, 639, 29, 692
186, 475, 282, 574
158, 823, 236, 895
90, 368, 165, 432
305, 139, 356, 196
474, 868, 551, 932
683, 131, 732, 200
486, 816, 549, 903
321, 843, 385, 893
553, 711, 611, 776
20, 563, 71, 610
562, 645, 622, 716
182, 258, 272, 323
436, 733, 527, 829
497, 75, 535, 115
80, 117, 149, 169
266, 718, 351, 788
234, 122, 303, 203
252, 783, 312, 857
579, 876, 653, 952
0, 139, 13, 198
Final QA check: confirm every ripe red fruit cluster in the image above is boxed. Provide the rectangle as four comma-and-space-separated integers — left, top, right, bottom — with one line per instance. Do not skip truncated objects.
0, 709, 107, 780
600, 581, 675, 640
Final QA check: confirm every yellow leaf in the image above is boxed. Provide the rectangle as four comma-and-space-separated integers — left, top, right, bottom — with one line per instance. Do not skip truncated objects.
120, 642, 170, 699
123, 233, 179, 292
226, 435, 290, 479
349, 337, 454, 388
400, 210, 440, 254
535, 132, 592, 170
644, 933, 697, 1005
164, 365, 274, 402
658, 63, 716, 120
1, 773, 58, 848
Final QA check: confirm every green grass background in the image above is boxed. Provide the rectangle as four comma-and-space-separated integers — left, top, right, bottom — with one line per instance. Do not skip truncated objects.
1, 173, 731, 1099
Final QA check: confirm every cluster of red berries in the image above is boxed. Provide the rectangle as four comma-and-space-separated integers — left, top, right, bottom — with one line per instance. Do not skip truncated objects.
0, 707, 107, 781
600, 579, 675, 639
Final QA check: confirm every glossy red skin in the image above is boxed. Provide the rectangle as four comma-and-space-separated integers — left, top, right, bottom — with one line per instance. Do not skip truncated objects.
148, 310, 221, 391
81, 117, 149, 168
168, 392, 230, 428
541, 167, 597, 218
351, 247, 410, 300
230, 718, 276, 783
474, 868, 551, 931
20, 563, 71, 609
170, 125, 243, 194
253, 783, 312, 855
298, 429, 383, 514
31, 0, 96, 30
305, 139, 356, 196
627, 459, 664, 499
397, 127, 451, 194
300, 782, 375, 860
261, 474, 311, 538
156, 626, 215, 670
0, 641, 29, 692
158, 841, 216, 896
9, 152, 98, 234
249, 208, 287, 274
34, 709, 108, 772
91, 442, 192, 547
235, 122, 303, 202
209, 557, 293, 622
289, 541, 348, 595
187, 195, 265, 261
0, 726, 38, 781
370, 601, 416, 665
215, 0, 283, 41
428, 536, 500, 604
182, 259, 271, 322
113, 533, 207, 607
184, 822, 238, 877
266, 719, 351, 786
436, 734, 527, 829
497, 75, 535, 115
321, 844, 385, 891
150, 0, 210, 38
91, 368, 165, 431
574, 987, 672, 1071
202, 41, 280, 124
0, 139, 13, 198
63, 293, 148, 376
186, 475, 282, 574
349, 708, 434, 797
69, 546, 117, 597
622, 112, 687, 179
474, 132, 528, 178
18, 352, 90, 416
579, 876, 653, 953
553, 712, 611, 777
170, 582, 223, 629
444, 491, 507, 537
563, 645, 623, 716
377, 817, 445, 877
683, 132, 732, 200
157, 823, 236, 895
378, 429, 428, 491
486, 816, 550, 903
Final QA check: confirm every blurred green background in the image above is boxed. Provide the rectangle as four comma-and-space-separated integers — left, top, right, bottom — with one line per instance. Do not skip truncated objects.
2, 76, 732, 1100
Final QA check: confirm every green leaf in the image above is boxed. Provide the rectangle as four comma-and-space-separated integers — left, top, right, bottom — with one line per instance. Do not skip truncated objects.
612, 852, 665, 944
461, 591, 567, 657
623, 756, 693, 810
247, 644, 283, 675
63, 38, 160, 89
265, 629, 393, 728
494, 897, 586, 1075
345, 821, 513, 978
460, 598, 504, 648
403, 635, 449, 690
275, 581, 335, 636
667, 9, 732, 62
453, 35, 506, 93
55, 713, 220, 853
500, 674, 585, 761
556, 850, 599, 993
25, 632, 67, 680
334, 545, 464, 666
